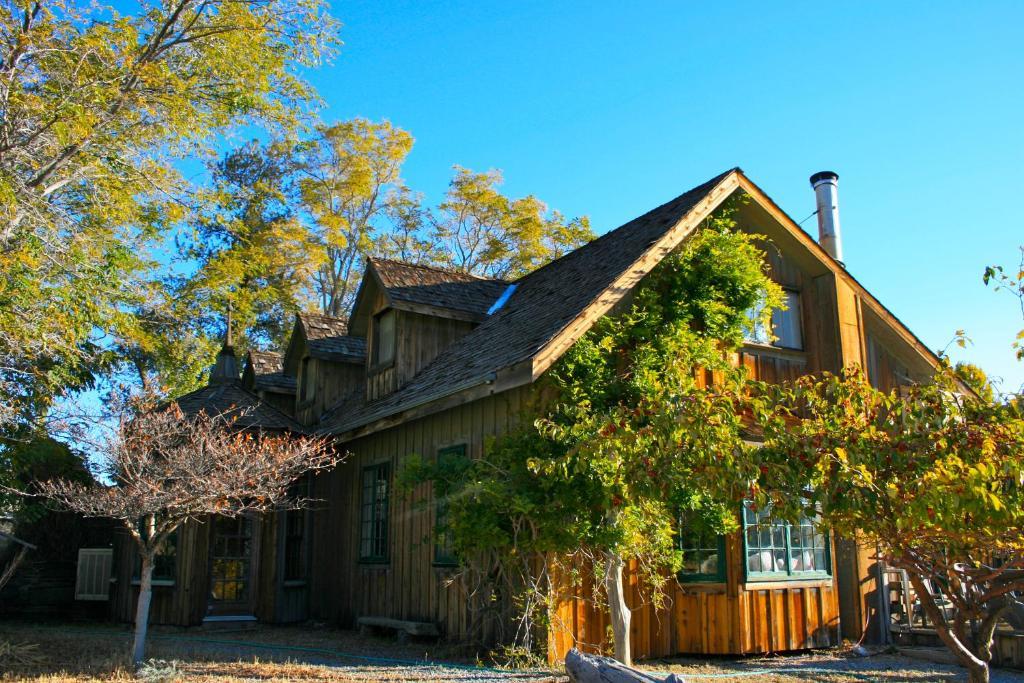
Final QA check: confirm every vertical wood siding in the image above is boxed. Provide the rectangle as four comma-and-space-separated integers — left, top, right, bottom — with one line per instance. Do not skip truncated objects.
308, 385, 531, 642
110, 520, 211, 626
546, 532, 841, 663
366, 309, 475, 402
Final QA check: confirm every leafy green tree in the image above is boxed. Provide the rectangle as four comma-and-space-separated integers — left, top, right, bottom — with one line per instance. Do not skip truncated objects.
755, 369, 1024, 683
954, 361, 996, 403
984, 247, 1024, 363
405, 205, 783, 664
0, 0, 339, 429
431, 166, 592, 279
297, 119, 417, 317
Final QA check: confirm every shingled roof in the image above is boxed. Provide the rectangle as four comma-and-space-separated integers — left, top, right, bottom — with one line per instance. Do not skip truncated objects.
245, 350, 297, 394
308, 335, 367, 363
367, 258, 509, 319
317, 169, 737, 435
299, 312, 350, 340
175, 381, 304, 432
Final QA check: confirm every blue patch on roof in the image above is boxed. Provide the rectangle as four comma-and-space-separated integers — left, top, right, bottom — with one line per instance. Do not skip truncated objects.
486, 284, 517, 315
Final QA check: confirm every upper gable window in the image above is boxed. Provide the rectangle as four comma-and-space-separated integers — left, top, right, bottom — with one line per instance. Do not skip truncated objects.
300, 357, 314, 402
373, 309, 396, 368
745, 289, 803, 350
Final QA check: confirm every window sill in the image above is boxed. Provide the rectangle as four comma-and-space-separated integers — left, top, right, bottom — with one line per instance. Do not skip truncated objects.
367, 361, 395, 376
358, 559, 389, 567
676, 575, 726, 585
676, 581, 727, 593
740, 342, 807, 359
131, 579, 175, 587
742, 577, 832, 590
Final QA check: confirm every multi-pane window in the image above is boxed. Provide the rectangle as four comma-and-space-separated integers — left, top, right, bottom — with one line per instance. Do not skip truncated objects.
676, 514, 726, 582
373, 310, 396, 368
434, 444, 468, 566
743, 503, 829, 580
209, 515, 254, 602
360, 463, 390, 563
744, 289, 803, 350
133, 529, 177, 584
283, 479, 310, 582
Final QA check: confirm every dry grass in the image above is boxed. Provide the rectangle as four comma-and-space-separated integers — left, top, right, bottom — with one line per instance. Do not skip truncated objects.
3, 621, 1024, 682
0, 622, 558, 682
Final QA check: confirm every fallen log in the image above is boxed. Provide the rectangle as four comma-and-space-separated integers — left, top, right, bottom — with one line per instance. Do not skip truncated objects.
564, 649, 686, 683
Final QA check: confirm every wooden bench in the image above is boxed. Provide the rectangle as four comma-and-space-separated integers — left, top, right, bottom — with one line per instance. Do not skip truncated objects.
357, 616, 440, 643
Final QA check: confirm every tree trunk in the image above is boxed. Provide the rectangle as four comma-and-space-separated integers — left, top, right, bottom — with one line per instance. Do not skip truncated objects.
604, 549, 632, 667
132, 552, 155, 667
906, 572, 989, 683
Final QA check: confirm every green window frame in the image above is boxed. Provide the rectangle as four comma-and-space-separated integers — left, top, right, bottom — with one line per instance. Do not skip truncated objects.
743, 502, 830, 581
676, 514, 726, 583
359, 462, 390, 563
433, 444, 468, 567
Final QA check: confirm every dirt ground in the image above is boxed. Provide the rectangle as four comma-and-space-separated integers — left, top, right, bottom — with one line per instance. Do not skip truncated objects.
2, 621, 1023, 682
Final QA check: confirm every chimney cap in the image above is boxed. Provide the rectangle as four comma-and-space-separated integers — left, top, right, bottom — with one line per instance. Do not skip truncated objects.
809, 171, 839, 186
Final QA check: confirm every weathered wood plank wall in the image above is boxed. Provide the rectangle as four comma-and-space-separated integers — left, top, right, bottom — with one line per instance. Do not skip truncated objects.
546, 533, 841, 663
308, 385, 531, 643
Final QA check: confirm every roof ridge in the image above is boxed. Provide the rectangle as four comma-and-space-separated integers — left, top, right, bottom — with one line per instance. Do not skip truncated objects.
511, 167, 740, 286
369, 256, 507, 283
298, 311, 349, 323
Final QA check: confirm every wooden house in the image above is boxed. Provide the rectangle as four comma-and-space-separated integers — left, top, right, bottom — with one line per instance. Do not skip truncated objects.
110, 168, 944, 659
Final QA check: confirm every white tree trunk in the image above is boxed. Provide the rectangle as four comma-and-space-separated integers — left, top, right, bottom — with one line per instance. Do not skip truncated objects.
604, 549, 632, 666
132, 552, 155, 667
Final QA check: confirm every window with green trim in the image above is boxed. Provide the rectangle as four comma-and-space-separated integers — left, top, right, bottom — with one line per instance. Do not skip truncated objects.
433, 444, 468, 566
743, 503, 829, 580
359, 463, 390, 563
676, 514, 726, 582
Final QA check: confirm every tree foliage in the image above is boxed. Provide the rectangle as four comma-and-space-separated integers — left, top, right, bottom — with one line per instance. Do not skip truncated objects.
755, 368, 1024, 683
403, 204, 783, 662
984, 246, 1024, 364
0, 0, 339, 429
179, 124, 593, 371
431, 166, 593, 279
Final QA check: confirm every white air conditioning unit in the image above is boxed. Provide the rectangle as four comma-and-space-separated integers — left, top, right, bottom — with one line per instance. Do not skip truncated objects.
75, 548, 113, 601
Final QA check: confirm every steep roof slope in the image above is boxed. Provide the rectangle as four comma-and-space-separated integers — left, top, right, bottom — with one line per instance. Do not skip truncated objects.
175, 382, 304, 432
318, 169, 736, 435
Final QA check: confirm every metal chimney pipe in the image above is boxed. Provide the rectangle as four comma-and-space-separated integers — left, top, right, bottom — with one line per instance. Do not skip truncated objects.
809, 171, 843, 263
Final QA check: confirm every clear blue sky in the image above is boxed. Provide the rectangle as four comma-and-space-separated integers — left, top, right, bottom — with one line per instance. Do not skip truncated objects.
312, 2, 1022, 391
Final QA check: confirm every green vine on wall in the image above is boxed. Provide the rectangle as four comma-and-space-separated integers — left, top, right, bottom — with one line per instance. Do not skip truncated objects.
400, 200, 784, 658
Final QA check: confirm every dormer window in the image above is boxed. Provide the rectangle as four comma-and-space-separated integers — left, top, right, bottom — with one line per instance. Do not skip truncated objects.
301, 357, 314, 402
373, 309, 396, 369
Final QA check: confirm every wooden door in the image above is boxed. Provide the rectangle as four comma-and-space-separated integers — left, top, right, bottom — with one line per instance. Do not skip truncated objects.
207, 515, 259, 616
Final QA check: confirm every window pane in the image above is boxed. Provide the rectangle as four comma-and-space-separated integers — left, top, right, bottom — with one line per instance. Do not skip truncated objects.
772, 291, 803, 349
376, 311, 396, 366
744, 297, 772, 344
360, 463, 389, 561
676, 513, 725, 581
743, 502, 829, 579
